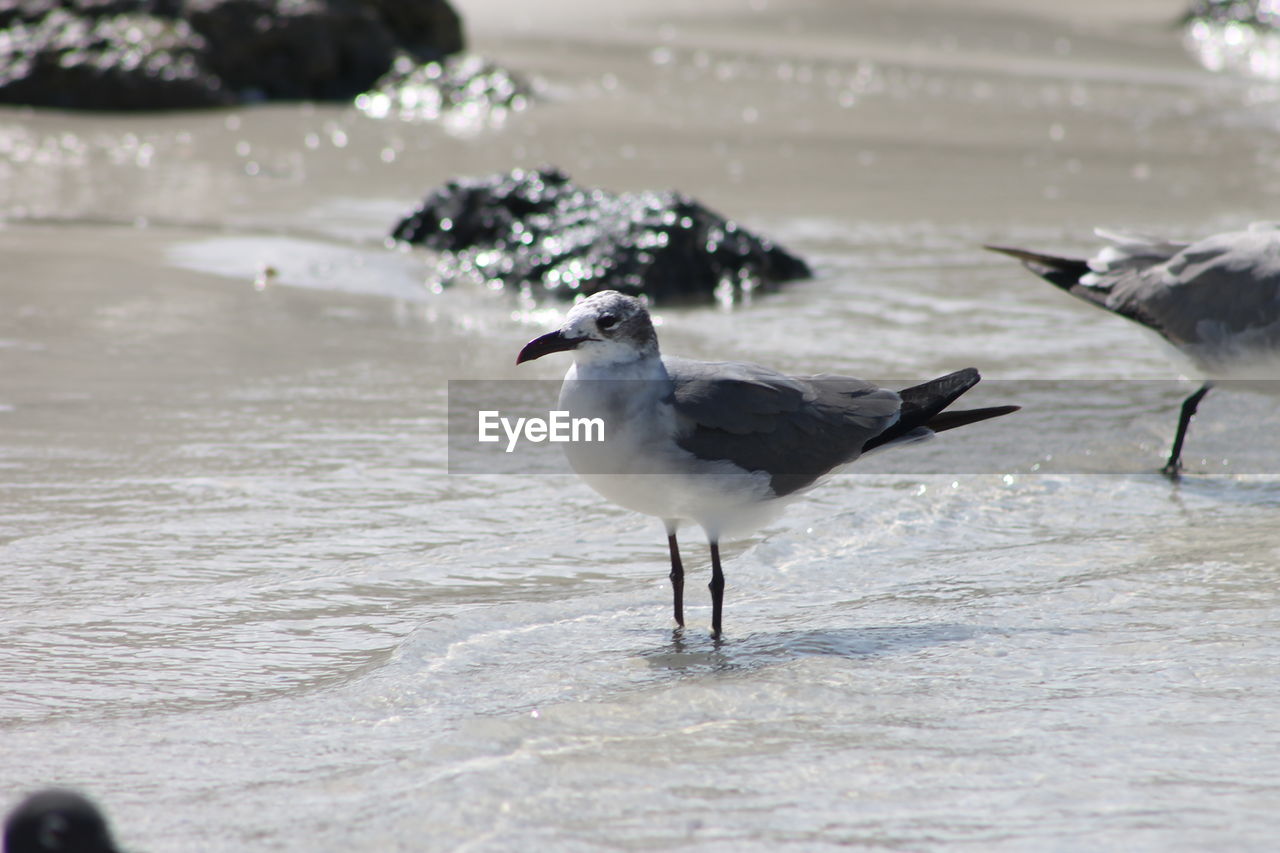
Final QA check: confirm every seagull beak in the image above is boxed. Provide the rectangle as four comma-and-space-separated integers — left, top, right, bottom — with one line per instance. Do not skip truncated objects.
516, 330, 587, 364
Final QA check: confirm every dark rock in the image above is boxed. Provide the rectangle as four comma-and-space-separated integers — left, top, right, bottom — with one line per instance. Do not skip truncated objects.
183, 0, 462, 101
0, 0, 464, 109
363, 0, 461, 59
0, 9, 227, 108
1181, 1, 1280, 79
4, 789, 121, 853
356, 53, 532, 124
392, 167, 813, 304
1183, 1, 1279, 26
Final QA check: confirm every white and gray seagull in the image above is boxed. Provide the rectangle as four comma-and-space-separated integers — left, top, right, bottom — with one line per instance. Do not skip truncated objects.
988, 225, 1280, 477
516, 290, 1018, 637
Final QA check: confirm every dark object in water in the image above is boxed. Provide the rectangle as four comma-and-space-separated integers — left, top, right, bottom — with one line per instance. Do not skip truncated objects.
392, 167, 813, 304
356, 53, 531, 124
1182, 1, 1280, 26
4, 789, 121, 853
0, 0, 464, 110
1180, 1, 1280, 80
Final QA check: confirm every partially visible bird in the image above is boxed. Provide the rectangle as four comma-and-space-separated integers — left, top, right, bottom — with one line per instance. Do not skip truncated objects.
516, 290, 1018, 637
4, 789, 121, 853
987, 225, 1280, 476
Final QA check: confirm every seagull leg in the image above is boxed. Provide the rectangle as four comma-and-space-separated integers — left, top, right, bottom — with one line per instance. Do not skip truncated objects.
666, 529, 685, 628
709, 541, 725, 638
1162, 381, 1213, 479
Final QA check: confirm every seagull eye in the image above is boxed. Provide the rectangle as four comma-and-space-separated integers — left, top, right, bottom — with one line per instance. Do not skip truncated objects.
597, 314, 619, 331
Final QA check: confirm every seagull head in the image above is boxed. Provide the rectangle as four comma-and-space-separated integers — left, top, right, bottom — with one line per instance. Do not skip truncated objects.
517, 290, 659, 367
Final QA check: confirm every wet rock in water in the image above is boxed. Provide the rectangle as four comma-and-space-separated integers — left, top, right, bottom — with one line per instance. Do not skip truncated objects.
0, 8, 226, 108
1184, 0, 1280, 25
356, 53, 532, 126
392, 168, 812, 304
1182, 0, 1280, 79
0, 0, 465, 109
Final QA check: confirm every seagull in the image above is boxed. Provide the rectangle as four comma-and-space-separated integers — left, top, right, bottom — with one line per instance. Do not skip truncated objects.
4, 789, 122, 853
516, 290, 1018, 637
987, 225, 1280, 477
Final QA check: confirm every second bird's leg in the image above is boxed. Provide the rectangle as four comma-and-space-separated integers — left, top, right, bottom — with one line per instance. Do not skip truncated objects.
667, 531, 685, 628
709, 541, 725, 638
1163, 381, 1214, 479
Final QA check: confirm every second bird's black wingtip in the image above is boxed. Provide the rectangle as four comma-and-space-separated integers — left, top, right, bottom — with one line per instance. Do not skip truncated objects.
984, 242, 1093, 291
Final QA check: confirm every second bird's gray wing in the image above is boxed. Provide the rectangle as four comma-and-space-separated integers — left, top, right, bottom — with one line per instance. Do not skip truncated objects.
663, 356, 902, 497
1092, 228, 1280, 353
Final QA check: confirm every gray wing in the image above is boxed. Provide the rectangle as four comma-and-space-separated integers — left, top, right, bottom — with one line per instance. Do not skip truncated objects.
1092, 228, 1280, 351
663, 355, 902, 497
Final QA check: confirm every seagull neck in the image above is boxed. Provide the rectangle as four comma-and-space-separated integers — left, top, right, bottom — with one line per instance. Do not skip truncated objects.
572, 350, 668, 382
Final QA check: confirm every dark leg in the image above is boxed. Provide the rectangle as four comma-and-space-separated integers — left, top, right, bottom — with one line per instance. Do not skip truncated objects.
1162, 381, 1213, 479
709, 541, 725, 638
667, 532, 685, 628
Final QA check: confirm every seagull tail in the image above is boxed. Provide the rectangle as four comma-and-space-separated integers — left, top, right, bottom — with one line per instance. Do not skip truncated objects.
864, 368, 1017, 451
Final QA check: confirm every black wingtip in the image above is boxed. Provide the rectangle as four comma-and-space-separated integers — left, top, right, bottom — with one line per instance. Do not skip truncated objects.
896, 367, 980, 413
864, 368, 1007, 451
984, 243, 1080, 269
926, 404, 1020, 434
984, 243, 1092, 293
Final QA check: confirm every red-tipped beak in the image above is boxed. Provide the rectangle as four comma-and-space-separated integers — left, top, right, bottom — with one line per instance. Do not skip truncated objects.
516, 330, 588, 364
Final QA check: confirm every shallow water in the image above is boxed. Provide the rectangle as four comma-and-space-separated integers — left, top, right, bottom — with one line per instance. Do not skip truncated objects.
4, 1, 1280, 850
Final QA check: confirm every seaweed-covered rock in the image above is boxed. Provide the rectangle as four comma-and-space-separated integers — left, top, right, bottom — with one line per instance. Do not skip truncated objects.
0, 8, 226, 108
356, 53, 531, 125
1183, 1, 1280, 25
0, 0, 465, 109
392, 168, 812, 304
1182, 0, 1280, 79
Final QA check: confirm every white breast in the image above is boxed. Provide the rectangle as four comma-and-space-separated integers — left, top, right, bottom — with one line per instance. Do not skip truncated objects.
557, 359, 785, 540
